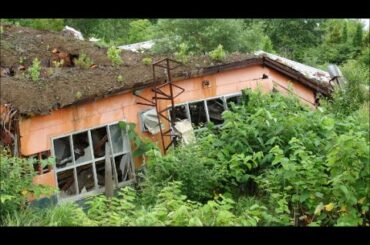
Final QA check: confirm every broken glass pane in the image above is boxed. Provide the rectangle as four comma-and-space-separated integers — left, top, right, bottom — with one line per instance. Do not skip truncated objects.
114, 154, 132, 182
169, 105, 188, 122
109, 124, 124, 154
91, 127, 108, 158
76, 164, 95, 193
207, 98, 225, 125
57, 169, 77, 198
226, 95, 242, 110
54, 136, 73, 169
73, 131, 92, 164
189, 101, 207, 128
95, 160, 106, 187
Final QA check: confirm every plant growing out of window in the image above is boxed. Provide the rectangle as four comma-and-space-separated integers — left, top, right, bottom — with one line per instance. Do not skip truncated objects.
209, 44, 226, 62
107, 46, 123, 66
28, 58, 41, 81
74, 53, 94, 69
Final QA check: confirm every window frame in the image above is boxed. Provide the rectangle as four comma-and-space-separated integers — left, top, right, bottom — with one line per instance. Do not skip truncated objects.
167, 92, 242, 132
51, 120, 135, 203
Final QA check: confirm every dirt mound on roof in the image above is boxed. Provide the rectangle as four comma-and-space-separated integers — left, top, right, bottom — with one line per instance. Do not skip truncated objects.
0, 25, 255, 116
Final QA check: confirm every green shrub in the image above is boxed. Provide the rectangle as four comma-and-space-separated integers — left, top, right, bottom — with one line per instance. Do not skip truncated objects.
27, 58, 41, 81
107, 46, 123, 66
209, 44, 226, 62
142, 57, 152, 65
0, 151, 55, 224
174, 43, 190, 63
74, 53, 93, 69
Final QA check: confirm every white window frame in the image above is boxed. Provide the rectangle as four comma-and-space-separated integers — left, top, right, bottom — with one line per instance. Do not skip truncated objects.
51, 121, 135, 203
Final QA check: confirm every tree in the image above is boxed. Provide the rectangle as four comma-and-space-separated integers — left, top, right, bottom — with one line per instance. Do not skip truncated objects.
152, 19, 273, 55
353, 23, 364, 54
342, 22, 348, 43
128, 19, 153, 44
262, 19, 324, 61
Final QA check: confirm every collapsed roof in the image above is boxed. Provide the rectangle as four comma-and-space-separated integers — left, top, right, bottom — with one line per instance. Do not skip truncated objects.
0, 25, 332, 117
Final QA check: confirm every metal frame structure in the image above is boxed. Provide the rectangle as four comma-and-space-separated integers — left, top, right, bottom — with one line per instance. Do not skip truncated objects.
133, 58, 185, 154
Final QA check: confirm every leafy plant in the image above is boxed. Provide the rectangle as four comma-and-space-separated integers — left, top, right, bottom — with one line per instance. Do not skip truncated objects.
74, 53, 93, 69
0, 150, 55, 224
209, 44, 226, 61
142, 57, 152, 66
27, 58, 41, 81
107, 46, 123, 66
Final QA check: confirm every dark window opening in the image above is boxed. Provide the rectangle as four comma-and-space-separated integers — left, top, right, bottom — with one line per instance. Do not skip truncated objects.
169, 105, 188, 122
226, 95, 242, 110
114, 154, 131, 182
91, 127, 108, 158
54, 136, 73, 169
57, 169, 77, 198
189, 101, 207, 128
76, 164, 95, 193
73, 132, 92, 164
207, 98, 225, 125
95, 160, 106, 187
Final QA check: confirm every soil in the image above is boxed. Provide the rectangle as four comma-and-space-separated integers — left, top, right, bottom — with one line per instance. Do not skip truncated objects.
0, 25, 256, 116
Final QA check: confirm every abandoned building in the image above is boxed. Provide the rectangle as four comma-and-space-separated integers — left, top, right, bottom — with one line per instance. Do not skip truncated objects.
0, 25, 337, 203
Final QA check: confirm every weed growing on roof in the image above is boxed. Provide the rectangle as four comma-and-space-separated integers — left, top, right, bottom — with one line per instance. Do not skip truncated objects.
75, 91, 82, 99
142, 57, 152, 66
52, 59, 64, 68
209, 44, 226, 62
117, 75, 123, 83
107, 46, 123, 66
27, 58, 41, 81
74, 53, 94, 69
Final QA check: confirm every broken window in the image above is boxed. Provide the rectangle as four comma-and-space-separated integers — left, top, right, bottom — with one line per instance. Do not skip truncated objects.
189, 101, 207, 128
77, 164, 95, 193
226, 94, 242, 110
52, 122, 135, 201
54, 136, 73, 169
73, 131, 92, 164
109, 124, 123, 154
57, 169, 77, 198
169, 105, 189, 122
91, 127, 108, 158
207, 98, 225, 125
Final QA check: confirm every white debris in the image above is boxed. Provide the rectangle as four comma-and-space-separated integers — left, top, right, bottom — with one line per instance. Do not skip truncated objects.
62, 26, 84, 41
118, 40, 155, 53
89, 37, 100, 42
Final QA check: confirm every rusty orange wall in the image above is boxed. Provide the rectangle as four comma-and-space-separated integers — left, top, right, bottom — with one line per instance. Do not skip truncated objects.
19, 64, 315, 158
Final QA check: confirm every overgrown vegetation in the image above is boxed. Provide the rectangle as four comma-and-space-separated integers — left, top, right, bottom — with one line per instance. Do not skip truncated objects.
1, 18, 369, 227
2, 86, 368, 226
